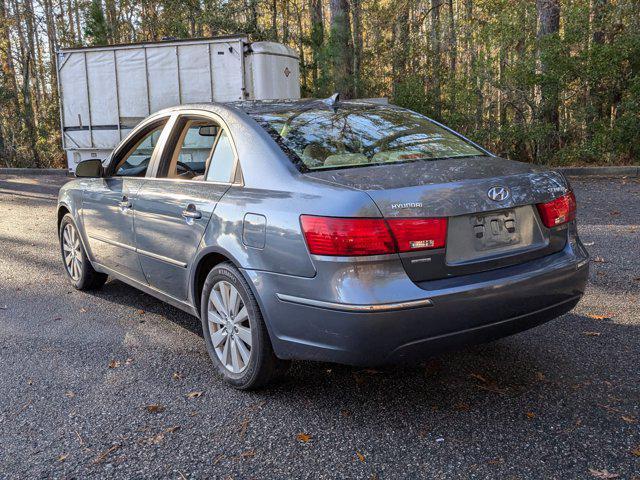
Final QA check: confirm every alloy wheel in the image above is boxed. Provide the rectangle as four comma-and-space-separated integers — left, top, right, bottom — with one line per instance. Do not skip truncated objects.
207, 280, 252, 374
62, 223, 83, 281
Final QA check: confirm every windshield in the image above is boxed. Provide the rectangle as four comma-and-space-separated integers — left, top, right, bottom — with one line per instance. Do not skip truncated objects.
250, 105, 484, 171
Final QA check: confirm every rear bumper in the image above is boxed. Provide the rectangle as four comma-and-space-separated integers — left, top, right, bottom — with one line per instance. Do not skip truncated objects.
243, 239, 589, 366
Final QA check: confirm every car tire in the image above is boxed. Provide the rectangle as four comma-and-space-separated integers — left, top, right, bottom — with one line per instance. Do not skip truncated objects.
59, 214, 108, 290
200, 262, 289, 389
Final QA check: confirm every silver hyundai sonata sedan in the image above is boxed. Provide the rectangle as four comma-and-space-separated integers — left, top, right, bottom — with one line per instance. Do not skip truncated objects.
57, 99, 589, 389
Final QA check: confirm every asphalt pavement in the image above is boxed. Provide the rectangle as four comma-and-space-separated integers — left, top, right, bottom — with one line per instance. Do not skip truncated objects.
0, 174, 638, 479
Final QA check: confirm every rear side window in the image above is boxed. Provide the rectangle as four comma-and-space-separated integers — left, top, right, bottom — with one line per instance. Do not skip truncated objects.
206, 131, 236, 183
250, 105, 483, 171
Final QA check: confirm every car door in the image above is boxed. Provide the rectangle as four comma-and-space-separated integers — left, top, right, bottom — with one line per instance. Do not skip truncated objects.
81, 117, 170, 283
133, 112, 240, 300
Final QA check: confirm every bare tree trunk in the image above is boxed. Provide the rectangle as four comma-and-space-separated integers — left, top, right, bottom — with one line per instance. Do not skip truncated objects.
20, 0, 43, 113
392, 1, 409, 99
64, 0, 76, 45
105, 0, 118, 42
20, 52, 41, 167
0, 0, 21, 164
309, 0, 324, 94
73, 0, 82, 45
498, 47, 507, 130
586, 0, 607, 140
295, 2, 307, 93
43, 0, 59, 103
535, 0, 560, 162
430, 0, 442, 118
329, 0, 354, 98
447, 0, 457, 110
283, 0, 290, 43
351, 0, 362, 97
271, 0, 278, 41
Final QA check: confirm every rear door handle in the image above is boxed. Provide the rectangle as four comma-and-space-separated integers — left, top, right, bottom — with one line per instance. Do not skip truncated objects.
182, 204, 202, 220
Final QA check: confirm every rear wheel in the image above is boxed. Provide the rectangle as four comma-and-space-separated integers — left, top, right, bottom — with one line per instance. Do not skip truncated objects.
59, 214, 108, 290
200, 262, 289, 389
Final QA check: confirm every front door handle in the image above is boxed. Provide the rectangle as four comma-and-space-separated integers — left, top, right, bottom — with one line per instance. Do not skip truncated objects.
182, 204, 202, 220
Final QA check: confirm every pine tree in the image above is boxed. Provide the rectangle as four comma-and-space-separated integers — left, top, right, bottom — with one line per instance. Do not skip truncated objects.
84, 0, 109, 46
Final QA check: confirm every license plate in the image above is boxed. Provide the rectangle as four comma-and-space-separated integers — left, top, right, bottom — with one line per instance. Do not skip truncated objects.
471, 209, 522, 251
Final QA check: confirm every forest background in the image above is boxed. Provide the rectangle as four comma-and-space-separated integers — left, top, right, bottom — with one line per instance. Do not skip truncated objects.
0, 0, 638, 168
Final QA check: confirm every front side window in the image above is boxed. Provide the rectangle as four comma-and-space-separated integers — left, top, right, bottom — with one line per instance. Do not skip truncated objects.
114, 125, 165, 177
250, 105, 484, 171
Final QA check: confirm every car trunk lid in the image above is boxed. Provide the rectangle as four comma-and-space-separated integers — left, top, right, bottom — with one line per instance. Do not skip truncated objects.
305, 156, 571, 281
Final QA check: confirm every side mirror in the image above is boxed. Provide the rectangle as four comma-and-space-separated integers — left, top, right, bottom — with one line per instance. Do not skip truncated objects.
75, 159, 104, 178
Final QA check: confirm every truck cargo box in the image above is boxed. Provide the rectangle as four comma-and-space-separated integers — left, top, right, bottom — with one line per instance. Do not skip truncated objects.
56, 35, 300, 170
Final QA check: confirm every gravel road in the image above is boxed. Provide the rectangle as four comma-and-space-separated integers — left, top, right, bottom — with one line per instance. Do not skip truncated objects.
0, 174, 638, 479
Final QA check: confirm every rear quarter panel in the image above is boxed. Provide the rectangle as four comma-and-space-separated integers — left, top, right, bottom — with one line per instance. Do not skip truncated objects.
199, 177, 382, 278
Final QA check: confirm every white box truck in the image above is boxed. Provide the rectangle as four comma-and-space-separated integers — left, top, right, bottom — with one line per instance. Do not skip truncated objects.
56, 34, 300, 170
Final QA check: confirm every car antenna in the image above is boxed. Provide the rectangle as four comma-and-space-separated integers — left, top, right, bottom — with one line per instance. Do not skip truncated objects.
323, 93, 340, 110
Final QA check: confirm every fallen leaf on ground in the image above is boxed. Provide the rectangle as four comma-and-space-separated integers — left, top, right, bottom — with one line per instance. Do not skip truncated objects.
136, 309, 145, 314
145, 404, 165, 413
172, 371, 183, 380
610, 211, 621, 216
125, 358, 133, 365
586, 313, 612, 320
212, 454, 224, 465
186, 391, 203, 399
296, 433, 311, 443
621, 415, 637, 424
469, 373, 507, 394
238, 418, 249, 438
57, 453, 68, 462
631, 446, 640, 457
144, 426, 180, 445
535, 371, 546, 381
93, 444, 120, 464
588, 468, 619, 479
593, 257, 607, 263
469, 372, 489, 383
583, 331, 602, 337
79, 307, 87, 313
526, 412, 536, 419
108, 360, 121, 369
356, 451, 365, 462
64, 391, 75, 398
240, 449, 255, 458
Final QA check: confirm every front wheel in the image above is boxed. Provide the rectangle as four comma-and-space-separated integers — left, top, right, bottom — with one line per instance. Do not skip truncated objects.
59, 214, 108, 290
200, 262, 289, 389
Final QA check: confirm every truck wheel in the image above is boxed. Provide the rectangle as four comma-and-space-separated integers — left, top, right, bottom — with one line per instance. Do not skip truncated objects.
59, 214, 108, 290
200, 262, 289, 389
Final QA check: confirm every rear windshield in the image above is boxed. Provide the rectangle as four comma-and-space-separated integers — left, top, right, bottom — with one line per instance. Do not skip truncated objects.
250, 105, 484, 171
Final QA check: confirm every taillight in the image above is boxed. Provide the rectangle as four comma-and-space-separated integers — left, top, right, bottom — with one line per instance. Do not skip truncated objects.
386, 218, 448, 252
300, 216, 395, 256
536, 191, 577, 228
300, 215, 447, 256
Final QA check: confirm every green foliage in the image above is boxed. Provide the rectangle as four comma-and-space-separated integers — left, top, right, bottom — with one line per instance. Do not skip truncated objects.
84, 0, 109, 46
1, 0, 638, 168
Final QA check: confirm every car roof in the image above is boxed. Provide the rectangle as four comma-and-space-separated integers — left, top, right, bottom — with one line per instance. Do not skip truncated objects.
227, 98, 390, 115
